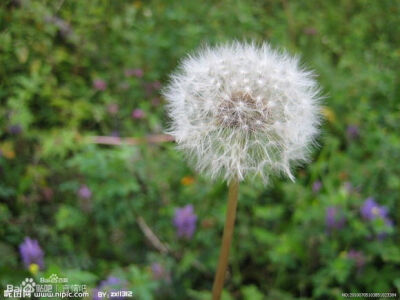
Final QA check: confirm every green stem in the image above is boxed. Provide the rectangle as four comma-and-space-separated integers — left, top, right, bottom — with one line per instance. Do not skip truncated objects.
212, 178, 239, 300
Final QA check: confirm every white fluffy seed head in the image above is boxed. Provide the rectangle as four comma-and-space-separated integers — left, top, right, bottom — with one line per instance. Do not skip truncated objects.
164, 42, 322, 183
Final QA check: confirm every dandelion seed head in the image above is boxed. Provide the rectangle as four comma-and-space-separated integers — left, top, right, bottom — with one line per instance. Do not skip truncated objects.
164, 42, 322, 183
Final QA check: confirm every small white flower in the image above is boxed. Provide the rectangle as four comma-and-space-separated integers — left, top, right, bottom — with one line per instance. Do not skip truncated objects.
164, 42, 322, 183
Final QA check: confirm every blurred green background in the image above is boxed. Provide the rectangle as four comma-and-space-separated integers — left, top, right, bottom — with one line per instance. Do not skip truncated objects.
1, 0, 400, 299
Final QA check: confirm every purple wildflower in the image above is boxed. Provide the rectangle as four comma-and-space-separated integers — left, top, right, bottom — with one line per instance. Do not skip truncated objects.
346, 125, 360, 140
93, 276, 125, 300
326, 206, 346, 230
8, 124, 22, 135
173, 204, 197, 239
124, 68, 143, 78
347, 249, 366, 269
312, 180, 322, 193
360, 197, 388, 221
19, 237, 45, 270
78, 185, 92, 199
360, 197, 393, 238
93, 79, 107, 91
131, 109, 145, 119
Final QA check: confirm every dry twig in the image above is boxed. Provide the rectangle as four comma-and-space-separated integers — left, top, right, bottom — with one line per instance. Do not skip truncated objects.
90, 134, 174, 146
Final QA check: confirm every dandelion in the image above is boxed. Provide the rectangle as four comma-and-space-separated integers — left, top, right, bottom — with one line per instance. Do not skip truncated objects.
29, 263, 40, 275
164, 42, 321, 183
173, 204, 197, 239
19, 237, 45, 271
163, 42, 321, 299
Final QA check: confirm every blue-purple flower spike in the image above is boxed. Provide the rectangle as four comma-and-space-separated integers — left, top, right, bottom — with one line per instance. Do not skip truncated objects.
173, 204, 197, 239
19, 237, 45, 270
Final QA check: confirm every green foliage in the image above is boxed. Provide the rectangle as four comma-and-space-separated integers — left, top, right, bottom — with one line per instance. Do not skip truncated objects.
0, 0, 399, 299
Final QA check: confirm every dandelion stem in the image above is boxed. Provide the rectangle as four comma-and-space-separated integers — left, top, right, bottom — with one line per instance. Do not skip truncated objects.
212, 178, 239, 300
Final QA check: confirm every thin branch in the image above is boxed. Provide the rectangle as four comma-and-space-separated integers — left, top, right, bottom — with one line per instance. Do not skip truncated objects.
90, 134, 174, 146
137, 216, 170, 255
136, 215, 210, 275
